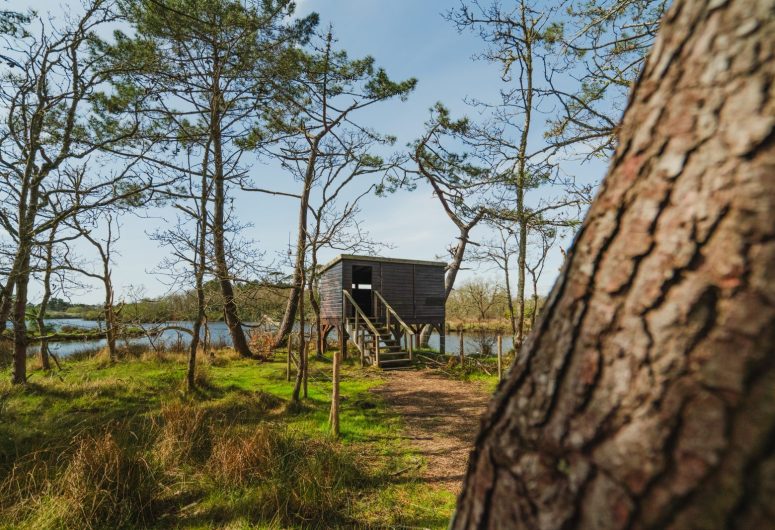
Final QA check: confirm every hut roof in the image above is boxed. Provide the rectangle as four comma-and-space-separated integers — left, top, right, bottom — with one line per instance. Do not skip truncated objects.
319, 254, 447, 275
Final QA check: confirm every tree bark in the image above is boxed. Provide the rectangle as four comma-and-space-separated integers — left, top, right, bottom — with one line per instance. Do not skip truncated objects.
188, 142, 211, 391
274, 153, 315, 349
504, 264, 517, 341
102, 268, 118, 361
210, 73, 253, 358
36, 225, 58, 371
0, 278, 13, 335
515, 216, 527, 349
452, 0, 775, 527
292, 253, 307, 402
11, 185, 40, 384
513, 5, 533, 353
11, 247, 31, 384
420, 220, 478, 346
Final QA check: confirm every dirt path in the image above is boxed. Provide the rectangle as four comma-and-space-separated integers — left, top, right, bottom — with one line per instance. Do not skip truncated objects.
372, 369, 492, 492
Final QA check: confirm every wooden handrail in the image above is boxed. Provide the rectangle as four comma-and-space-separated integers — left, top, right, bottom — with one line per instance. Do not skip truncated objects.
342, 289, 380, 336
373, 290, 414, 336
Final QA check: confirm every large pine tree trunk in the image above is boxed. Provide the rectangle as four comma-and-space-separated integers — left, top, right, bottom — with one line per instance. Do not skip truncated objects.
452, 0, 775, 528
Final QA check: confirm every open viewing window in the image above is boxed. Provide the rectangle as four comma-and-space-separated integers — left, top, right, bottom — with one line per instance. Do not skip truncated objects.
350, 265, 373, 316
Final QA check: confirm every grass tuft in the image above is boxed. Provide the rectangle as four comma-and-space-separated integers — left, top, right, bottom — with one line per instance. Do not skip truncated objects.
55, 430, 161, 529
207, 424, 363, 526
152, 403, 211, 468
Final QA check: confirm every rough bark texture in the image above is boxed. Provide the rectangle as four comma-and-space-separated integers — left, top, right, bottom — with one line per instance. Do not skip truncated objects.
291, 262, 307, 403
11, 245, 32, 384
452, 0, 775, 528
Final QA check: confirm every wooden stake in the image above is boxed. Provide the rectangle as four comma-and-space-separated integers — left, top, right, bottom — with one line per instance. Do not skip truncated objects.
459, 330, 465, 366
329, 322, 343, 437
286, 333, 292, 382
497, 335, 503, 380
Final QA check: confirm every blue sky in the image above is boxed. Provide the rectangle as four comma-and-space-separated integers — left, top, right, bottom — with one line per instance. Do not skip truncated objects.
18, 0, 612, 304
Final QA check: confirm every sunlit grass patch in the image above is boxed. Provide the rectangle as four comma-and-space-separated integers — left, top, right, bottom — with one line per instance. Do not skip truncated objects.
0, 348, 458, 529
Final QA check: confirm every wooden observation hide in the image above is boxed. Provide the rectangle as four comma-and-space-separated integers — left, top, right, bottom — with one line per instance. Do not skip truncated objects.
318, 254, 446, 368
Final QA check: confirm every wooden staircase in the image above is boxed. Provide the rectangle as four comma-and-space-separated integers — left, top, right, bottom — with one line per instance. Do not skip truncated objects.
342, 290, 414, 370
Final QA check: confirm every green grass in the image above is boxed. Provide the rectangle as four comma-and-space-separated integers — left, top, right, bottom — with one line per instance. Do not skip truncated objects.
0, 349, 456, 529
413, 348, 505, 393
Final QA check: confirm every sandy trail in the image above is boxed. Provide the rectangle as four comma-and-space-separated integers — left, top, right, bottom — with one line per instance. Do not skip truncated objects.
372, 369, 492, 492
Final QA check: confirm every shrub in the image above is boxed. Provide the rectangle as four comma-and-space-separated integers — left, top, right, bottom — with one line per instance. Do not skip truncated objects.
248, 330, 275, 358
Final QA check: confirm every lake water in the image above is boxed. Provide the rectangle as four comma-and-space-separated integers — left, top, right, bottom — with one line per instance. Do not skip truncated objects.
19, 319, 514, 358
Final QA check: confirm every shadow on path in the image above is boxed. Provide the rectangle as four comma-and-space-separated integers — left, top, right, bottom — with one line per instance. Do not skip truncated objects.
371, 369, 492, 493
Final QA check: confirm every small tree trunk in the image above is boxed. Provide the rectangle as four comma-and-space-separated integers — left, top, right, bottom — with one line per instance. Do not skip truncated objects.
515, 215, 527, 350
103, 270, 118, 361
530, 272, 540, 330
453, 1, 775, 526
504, 265, 517, 342
420, 222, 476, 346
36, 225, 57, 371
292, 257, 307, 402
187, 142, 211, 391
0, 278, 13, 335
11, 248, 31, 385
310, 282, 324, 359
512, 11, 534, 353
274, 155, 315, 349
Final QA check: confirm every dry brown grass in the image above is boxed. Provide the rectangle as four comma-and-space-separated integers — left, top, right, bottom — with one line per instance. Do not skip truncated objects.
152, 403, 211, 469
0, 429, 161, 529
206, 424, 362, 525
56, 431, 160, 528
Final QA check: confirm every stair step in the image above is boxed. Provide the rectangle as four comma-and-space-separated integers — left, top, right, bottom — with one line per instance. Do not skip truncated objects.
378, 351, 409, 358
378, 357, 412, 366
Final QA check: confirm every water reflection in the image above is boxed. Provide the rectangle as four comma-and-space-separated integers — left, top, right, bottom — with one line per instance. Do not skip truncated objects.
21, 319, 514, 358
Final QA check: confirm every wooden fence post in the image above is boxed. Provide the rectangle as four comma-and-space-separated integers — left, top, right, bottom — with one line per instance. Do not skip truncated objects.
329, 322, 344, 437
497, 335, 503, 380
286, 333, 292, 382
459, 330, 465, 366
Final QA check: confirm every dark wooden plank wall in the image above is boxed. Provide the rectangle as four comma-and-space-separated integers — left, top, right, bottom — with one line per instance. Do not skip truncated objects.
412, 264, 446, 323
380, 263, 414, 319
319, 261, 343, 322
